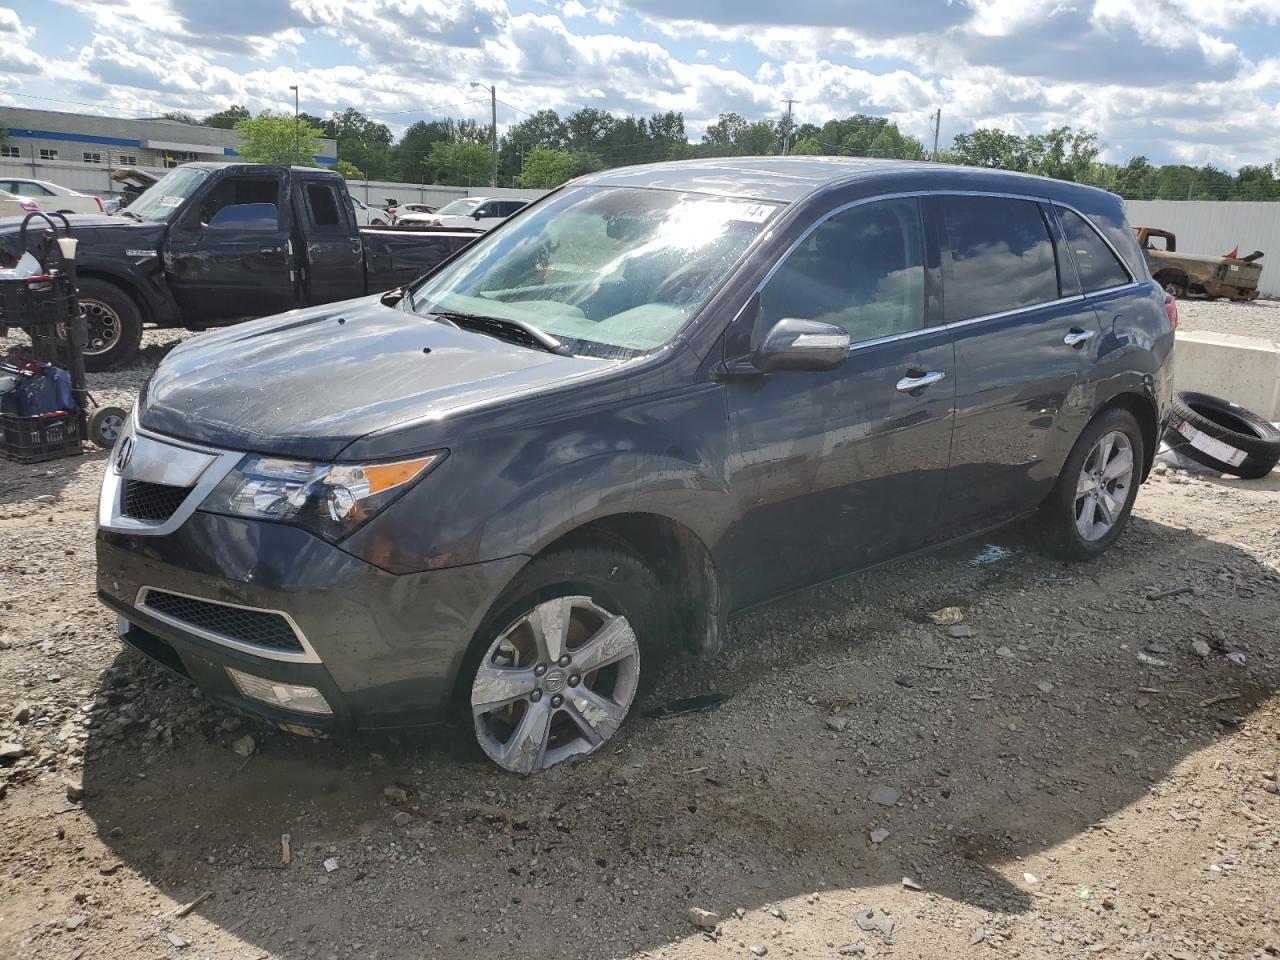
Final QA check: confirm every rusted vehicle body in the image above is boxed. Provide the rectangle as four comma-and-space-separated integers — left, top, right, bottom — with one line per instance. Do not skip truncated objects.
1134, 227, 1263, 301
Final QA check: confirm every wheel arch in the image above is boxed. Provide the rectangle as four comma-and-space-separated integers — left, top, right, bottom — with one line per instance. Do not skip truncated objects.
533, 512, 725, 660
76, 268, 155, 325
1093, 390, 1159, 481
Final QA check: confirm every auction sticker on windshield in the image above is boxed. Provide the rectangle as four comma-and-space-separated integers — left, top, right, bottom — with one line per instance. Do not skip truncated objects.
715, 201, 777, 223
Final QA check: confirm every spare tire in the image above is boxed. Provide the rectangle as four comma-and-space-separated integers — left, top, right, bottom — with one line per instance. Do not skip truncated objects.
1163, 391, 1280, 479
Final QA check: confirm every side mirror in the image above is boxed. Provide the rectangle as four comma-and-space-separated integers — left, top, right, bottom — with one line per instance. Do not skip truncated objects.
752, 318, 850, 373
206, 202, 278, 232
472, 209, 485, 220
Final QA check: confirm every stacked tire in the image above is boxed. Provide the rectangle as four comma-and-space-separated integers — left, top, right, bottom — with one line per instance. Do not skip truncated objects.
1163, 391, 1280, 480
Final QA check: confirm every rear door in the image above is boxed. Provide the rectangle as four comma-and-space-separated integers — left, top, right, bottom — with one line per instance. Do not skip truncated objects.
934, 193, 1101, 529
164, 170, 296, 321
293, 178, 365, 304
721, 196, 956, 606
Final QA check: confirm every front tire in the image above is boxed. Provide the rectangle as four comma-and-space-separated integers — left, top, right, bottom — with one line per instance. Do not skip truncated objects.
78, 278, 142, 372
1039, 407, 1144, 561
460, 547, 665, 775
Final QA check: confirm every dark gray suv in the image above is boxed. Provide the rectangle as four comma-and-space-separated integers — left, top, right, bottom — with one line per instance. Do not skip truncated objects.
97, 157, 1175, 773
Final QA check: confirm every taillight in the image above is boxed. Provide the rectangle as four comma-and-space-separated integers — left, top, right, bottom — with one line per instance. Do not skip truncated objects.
1164, 292, 1178, 330
19, 200, 39, 212
95, 195, 105, 212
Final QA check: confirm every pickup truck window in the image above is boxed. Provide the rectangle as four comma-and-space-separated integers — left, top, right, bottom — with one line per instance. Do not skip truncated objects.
410, 185, 776, 357
127, 167, 211, 222
305, 183, 342, 227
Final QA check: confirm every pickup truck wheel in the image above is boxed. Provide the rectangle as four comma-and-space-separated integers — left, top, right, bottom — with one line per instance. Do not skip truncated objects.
78, 278, 142, 372
1038, 407, 1143, 561
460, 547, 667, 775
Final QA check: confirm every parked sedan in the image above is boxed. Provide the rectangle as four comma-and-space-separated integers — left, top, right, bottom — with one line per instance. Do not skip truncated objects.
397, 196, 529, 230
0, 189, 41, 219
0, 177, 105, 215
349, 196, 390, 226
97, 157, 1174, 774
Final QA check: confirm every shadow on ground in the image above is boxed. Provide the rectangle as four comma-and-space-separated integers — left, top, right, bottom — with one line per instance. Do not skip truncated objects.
76, 515, 1277, 959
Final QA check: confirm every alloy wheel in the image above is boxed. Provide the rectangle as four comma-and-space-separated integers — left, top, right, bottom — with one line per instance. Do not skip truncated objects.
471, 595, 640, 774
1073, 429, 1134, 542
80, 298, 121, 356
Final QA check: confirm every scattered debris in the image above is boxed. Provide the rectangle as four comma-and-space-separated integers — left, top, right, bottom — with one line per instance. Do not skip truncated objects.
869, 785, 901, 807
173, 892, 213, 918
323, 857, 339, 873
165, 931, 188, 948
837, 945, 867, 956
0, 742, 26, 762
383, 784, 409, 803
995, 646, 1014, 658
64, 779, 85, 803
1136, 652, 1169, 668
230, 735, 256, 758
1192, 639, 1212, 658
856, 908, 895, 938
392, 811, 413, 827
825, 716, 849, 732
1101, 896, 1115, 910
902, 876, 922, 891
1037, 680, 1055, 693
64, 914, 86, 931
949, 625, 975, 638
749, 945, 768, 957
687, 907, 720, 929
966, 544, 1014, 566
1023, 872, 1039, 884
1200, 693, 1240, 708
281, 833, 291, 865
769, 906, 788, 921
1147, 585, 1193, 601
1227, 651, 1247, 666
869, 827, 890, 844
970, 927, 987, 945
926, 606, 964, 626
646, 692, 729, 719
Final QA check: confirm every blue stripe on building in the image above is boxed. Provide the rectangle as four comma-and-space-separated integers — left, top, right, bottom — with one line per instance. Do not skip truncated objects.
6, 128, 144, 148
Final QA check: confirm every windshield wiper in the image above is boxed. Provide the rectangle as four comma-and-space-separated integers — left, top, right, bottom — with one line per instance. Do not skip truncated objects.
118, 209, 143, 222
430, 310, 570, 356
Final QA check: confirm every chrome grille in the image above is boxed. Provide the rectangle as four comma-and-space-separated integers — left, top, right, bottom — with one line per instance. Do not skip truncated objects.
122, 480, 192, 523
140, 590, 304, 654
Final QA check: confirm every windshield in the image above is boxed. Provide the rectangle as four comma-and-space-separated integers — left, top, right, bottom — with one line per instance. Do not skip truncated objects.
125, 167, 211, 222
436, 198, 481, 216
409, 185, 777, 358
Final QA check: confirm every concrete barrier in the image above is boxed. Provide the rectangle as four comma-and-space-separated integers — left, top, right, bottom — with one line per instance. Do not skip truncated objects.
1174, 330, 1280, 420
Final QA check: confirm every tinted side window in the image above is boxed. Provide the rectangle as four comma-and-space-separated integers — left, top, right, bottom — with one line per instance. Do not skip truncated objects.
1059, 208, 1131, 291
760, 197, 925, 345
938, 196, 1058, 322
305, 183, 342, 227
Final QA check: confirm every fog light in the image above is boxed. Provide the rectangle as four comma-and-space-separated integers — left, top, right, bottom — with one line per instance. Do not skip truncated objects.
226, 668, 332, 715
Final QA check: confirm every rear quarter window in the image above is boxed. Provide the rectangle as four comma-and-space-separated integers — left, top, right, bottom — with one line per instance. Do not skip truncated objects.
938, 195, 1059, 323
1058, 207, 1131, 292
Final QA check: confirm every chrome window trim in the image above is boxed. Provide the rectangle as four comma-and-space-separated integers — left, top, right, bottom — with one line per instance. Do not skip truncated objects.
97, 410, 242, 537
750, 188, 1144, 355
135, 586, 323, 664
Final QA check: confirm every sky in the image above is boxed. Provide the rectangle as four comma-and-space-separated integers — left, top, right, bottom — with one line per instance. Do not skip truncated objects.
3, 0, 1280, 170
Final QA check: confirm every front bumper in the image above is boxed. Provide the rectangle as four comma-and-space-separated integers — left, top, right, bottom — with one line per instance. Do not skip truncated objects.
98, 510, 526, 733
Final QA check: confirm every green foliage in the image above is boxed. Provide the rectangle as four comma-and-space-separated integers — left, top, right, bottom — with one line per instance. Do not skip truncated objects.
160, 111, 199, 125
423, 141, 493, 186
202, 105, 251, 130
789, 137, 822, 155
233, 111, 326, 165
517, 147, 578, 188
333, 160, 363, 179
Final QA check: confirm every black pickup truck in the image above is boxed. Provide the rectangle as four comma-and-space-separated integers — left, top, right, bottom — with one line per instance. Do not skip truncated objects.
0, 163, 482, 370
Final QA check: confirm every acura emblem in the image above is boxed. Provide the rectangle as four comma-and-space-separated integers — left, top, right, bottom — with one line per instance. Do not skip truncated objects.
115, 435, 135, 472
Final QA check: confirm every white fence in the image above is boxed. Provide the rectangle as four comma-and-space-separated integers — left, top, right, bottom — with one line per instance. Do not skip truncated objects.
1124, 199, 1280, 298
0, 157, 547, 208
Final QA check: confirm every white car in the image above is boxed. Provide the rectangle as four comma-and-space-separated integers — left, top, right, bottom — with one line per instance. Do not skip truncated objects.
393, 202, 437, 221
349, 196, 391, 226
0, 178, 105, 215
397, 196, 530, 230
0, 189, 41, 219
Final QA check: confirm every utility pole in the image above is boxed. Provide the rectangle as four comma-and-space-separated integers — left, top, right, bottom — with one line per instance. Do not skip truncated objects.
780, 98, 799, 155
930, 107, 941, 161
289, 85, 300, 164
470, 81, 498, 188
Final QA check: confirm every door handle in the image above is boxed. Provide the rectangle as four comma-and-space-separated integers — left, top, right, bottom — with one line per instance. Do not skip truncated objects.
896, 370, 946, 393
259, 245, 283, 255
1063, 328, 1095, 346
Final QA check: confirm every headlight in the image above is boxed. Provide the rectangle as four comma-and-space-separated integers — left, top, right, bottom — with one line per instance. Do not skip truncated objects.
200, 453, 441, 540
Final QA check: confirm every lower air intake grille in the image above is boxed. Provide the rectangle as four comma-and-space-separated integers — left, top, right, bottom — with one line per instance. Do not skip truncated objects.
122, 480, 191, 523
140, 590, 304, 654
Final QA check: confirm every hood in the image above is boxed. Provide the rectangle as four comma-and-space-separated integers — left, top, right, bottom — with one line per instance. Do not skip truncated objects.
140, 296, 610, 461
0, 213, 162, 262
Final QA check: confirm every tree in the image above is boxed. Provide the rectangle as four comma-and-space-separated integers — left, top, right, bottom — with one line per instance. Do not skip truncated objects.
394, 120, 460, 181
233, 111, 325, 165
203, 105, 251, 129
423, 141, 492, 185
949, 127, 1030, 170
160, 110, 199, 125
334, 159, 363, 179
790, 136, 822, 155
322, 108, 394, 180
517, 146, 578, 188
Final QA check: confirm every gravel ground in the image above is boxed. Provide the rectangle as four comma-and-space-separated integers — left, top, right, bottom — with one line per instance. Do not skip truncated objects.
1175, 297, 1280, 341
1, 310, 1278, 960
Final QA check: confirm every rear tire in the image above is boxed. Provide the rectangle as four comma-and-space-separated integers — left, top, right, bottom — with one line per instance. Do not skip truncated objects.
78, 278, 142, 372
1039, 407, 1144, 561
458, 547, 667, 774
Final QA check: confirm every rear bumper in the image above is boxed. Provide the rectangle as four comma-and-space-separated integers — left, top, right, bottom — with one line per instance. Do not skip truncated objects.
97, 511, 526, 732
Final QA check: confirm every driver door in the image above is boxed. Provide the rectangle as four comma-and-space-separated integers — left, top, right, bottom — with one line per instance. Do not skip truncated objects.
719, 197, 957, 607
164, 171, 297, 321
